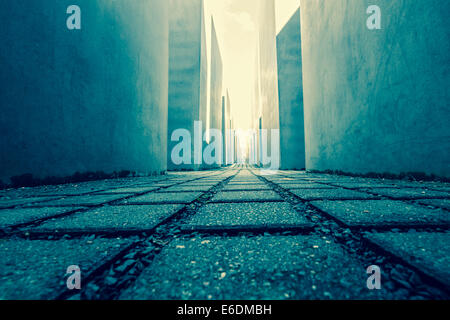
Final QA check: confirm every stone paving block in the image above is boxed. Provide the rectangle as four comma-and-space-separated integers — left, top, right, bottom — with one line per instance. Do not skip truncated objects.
31, 204, 183, 233
194, 180, 224, 185
310, 200, 450, 227
226, 181, 264, 186
329, 182, 400, 189
95, 187, 159, 194
136, 182, 174, 187
229, 179, 261, 184
210, 191, 282, 203
365, 232, 450, 286
0, 197, 58, 209
0, 207, 82, 229
417, 199, 450, 211
0, 181, 134, 199
162, 185, 213, 192
120, 235, 386, 300
280, 183, 337, 190
0, 237, 132, 299
122, 192, 202, 204
40, 194, 126, 207
425, 185, 450, 193
183, 202, 312, 230
274, 180, 315, 185
290, 188, 377, 201
362, 188, 449, 199
222, 184, 271, 191
180, 182, 218, 187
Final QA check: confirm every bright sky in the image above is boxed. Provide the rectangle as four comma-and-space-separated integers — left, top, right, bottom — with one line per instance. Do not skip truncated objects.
204, 0, 300, 130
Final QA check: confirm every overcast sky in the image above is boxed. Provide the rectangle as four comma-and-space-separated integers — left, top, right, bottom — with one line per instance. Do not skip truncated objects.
204, 0, 300, 130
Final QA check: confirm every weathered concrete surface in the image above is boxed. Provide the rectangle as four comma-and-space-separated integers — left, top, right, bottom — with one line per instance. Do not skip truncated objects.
255, 0, 280, 167
224, 91, 233, 165
300, 0, 450, 177
276, 8, 305, 170
0, 168, 449, 299
251, 47, 262, 166
32, 204, 183, 233
183, 202, 312, 229
311, 200, 450, 227
366, 232, 450, 287
122, 191, 202, 204
168, 0, 207, 170
210, 190, 282, 202
0, 207, 81, 229
221, 96, 226, 166
121, 235, 384, 300
0, 0, 169, 183
209, 18, 223, 136
0, 238, 132, 299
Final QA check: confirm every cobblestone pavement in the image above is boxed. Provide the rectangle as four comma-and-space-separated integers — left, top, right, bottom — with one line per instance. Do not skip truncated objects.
0, 165, 449, 299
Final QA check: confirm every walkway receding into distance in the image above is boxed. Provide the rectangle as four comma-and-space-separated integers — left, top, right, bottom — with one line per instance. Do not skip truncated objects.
0, 166, 449, 299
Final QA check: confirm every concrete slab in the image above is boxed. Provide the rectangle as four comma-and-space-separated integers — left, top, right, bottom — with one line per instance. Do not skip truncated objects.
40, 194, 126, 207
301, 1, 450, 177
183, 202, 312, 230
310, 200, 450, 227
226, 181, 264, 186
291, 188, 377, 201
0, 237, 132, 299
122, 192, 202, 204
94, 187, 158, 194
0, 0, 169, 183
417, 199, 450, 211
274, 180, 314, 184
0, 197, 58, 209
365, 232, 450, 286
222, 184, 271, 191
0, 207, 82, 228
229, 179, 261, 184
163, 185, 212, 192
167, 0, 207, 170
277, 8, 305, 170
282, 183, 337, 190
362, 188, 449, 199
120, 235, 385, 299
210, 191, 282, 203
329, 182, 400, 189
31, 204, 183, 233
180, 182, 218, 187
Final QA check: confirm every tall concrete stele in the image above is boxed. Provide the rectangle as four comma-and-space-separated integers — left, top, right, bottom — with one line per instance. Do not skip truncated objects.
252, 0, 281, 169
276, 8, 305, 170
209, 17, 224, 167
0, 0, 169, 184
167, 0, 207, 170
300, 0, 450, 177
225, 90, 233, 165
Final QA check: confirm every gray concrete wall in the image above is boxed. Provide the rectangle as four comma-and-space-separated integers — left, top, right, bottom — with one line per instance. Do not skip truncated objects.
257, 0, 280, 167
167, 0, 206, 170
225, 90, 232, 164
252, 46, 262, 165
199, 0, 208, 130
277, 8, 305, 170
0, 0, 169, 184
300, 0, 450, 177
209, 18, 223, 165
221, 96, 226, 166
